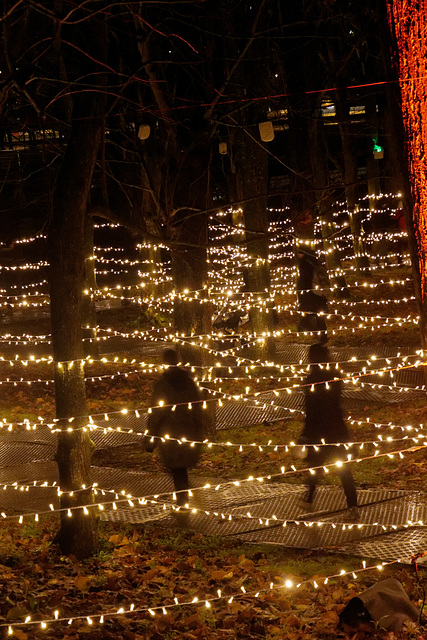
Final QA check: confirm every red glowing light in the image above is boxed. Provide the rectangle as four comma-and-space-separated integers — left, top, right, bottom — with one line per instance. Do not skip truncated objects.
387, 0, 427, 298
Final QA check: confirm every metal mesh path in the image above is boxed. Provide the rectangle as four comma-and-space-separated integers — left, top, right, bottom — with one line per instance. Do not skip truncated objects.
0, 340, 425, 563
0, 462, 425, 564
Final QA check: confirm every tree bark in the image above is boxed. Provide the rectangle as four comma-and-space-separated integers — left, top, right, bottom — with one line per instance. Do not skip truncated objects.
308, 97, 349, 296
236, 130, 276, 361
82, 213, 98, 358
386, 0, 427, 347
48, 114, 103, 559
335, 88, 370, 275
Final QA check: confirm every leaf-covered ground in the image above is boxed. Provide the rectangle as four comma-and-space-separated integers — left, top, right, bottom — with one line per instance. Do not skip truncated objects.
1, 517, 426, 640
1, 266, 427, 638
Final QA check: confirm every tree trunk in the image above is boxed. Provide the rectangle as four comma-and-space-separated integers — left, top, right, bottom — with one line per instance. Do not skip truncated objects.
172, 211, 212, 360
171, 204, 216, 439
236, 129, 275, 361
308, 97, 349, 296
171, 136, 215, 368
336, 89, 370, 275
386, 0, 427, 346
320, 211, 349, 297
82, 213, 99, 358
48, 114, 103, 559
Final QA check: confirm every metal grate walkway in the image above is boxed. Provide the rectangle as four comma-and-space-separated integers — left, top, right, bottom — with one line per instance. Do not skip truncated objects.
1, 340, 425, 564
0, 461, 425, 564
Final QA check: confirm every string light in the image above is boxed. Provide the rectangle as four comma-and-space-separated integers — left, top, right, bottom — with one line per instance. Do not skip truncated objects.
1, 559, 398, 634
2, 440, 426, 525
0, 192, 421, 637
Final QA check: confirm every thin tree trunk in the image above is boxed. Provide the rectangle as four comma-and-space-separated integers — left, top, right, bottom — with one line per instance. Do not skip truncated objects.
237, 130, 275, 361
308, 97, 349, 296
336, 89, 370, 275
320, 211, 349, 297
82, 213, 98, 358
48, 114, 103, 559
172, 209, 213, 364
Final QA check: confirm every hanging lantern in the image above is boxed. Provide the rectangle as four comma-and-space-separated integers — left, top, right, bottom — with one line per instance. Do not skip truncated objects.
138, 124, 151, 140
258, 121, 275, 142
218, 141, 228, 155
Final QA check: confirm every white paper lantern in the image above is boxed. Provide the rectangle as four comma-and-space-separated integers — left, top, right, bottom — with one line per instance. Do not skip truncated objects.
258, 120, 275, 142
218, 141, 228, 155
138, 124, 151, 140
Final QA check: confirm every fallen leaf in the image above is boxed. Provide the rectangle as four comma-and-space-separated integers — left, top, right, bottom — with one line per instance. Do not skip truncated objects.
74, 574, 92, 591
210, 569, 227, 580
321, 610, 339, 625
180, 613, 202, 629
222, 571, 234, 579
141, 567, 161, 581
332, 588, 344, 601
6, 606, 27, 621
109, 533, 122, 545
286, 614, 301, 627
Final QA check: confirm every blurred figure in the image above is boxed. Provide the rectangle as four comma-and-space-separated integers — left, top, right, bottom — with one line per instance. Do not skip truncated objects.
146, 348, 205, 507
296, 247, 328, 343
298, 342, 358, 520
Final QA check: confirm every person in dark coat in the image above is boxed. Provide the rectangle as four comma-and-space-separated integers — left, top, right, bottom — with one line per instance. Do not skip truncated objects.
146, 348, 205, 506
296, 248, 328, 343
298, 342, 358, 519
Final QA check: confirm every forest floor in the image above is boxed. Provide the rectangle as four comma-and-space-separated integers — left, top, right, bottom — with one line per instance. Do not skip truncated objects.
1, 263, 427, 639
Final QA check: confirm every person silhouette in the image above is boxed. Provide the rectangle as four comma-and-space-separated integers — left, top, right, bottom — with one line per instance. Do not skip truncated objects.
296, 248, 328, 343
298, 342, 358, 520
146, 349, 205, 507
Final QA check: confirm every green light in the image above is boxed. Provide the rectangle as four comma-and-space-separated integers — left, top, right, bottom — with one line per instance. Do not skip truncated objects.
372, 137, 383, 154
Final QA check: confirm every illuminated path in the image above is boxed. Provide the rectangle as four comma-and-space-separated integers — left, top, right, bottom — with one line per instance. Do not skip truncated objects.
0, 460, 425, 565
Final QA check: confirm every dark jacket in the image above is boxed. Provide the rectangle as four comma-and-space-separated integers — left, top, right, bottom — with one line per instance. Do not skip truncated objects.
297, 254, 328, 313
300, 364, 350, 444
146, 366, 204, 469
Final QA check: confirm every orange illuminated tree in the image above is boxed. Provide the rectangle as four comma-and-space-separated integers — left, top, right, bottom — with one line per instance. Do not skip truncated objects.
386, 0, 427, 345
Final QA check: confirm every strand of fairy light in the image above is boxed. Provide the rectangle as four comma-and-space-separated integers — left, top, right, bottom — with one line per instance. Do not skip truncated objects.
87, 325, 423, 365
0, 248, 414, 298
199, 357, 427, 405
2, 453, 426, 541
199, 369, 427, 406
206, 356, 427, 396
2, 307, 419, 355
3, 560, 398, 634
288, 309, 418, 327
3, 441, 426, 525
0, 373, 425, 435
0, 194, 403, 250
172, 322, 419, 363
0, 366, 164, 386
0, 261, 48, 271
2, 405, 427, 450
2, 415, 424, 460
124, 281, 416, 313
199, 361, 427, 394
0, 268, 414, 315
3, 477, 425, 536
151, 286, 418, 324
3, 382, 427, 442
0, 224, 408, 304
1, 360, 426, 431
